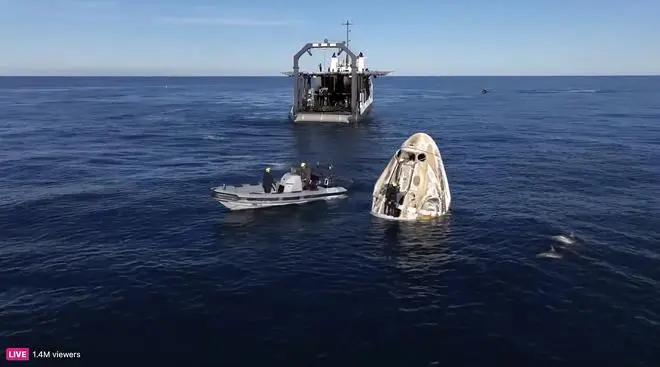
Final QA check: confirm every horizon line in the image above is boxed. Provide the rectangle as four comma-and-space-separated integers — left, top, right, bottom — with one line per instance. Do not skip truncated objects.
1, 74, 659, 78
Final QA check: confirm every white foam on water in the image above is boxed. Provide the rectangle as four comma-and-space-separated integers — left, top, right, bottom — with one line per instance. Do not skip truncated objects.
203, 135, 224, 141
567, 89, 598, 93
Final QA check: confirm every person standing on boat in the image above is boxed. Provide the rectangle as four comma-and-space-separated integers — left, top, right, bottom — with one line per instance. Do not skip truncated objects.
300, 162, 312, 189
262, 167, 274, 193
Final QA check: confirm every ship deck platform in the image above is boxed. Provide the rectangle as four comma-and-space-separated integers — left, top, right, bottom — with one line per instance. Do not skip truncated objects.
292, 111, 352, 123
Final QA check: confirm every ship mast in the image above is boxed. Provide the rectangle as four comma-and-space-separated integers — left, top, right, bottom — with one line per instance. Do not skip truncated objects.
341, 19, 352, 66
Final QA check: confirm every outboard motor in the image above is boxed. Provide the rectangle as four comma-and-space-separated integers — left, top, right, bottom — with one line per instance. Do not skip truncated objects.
314, 163, 344, 188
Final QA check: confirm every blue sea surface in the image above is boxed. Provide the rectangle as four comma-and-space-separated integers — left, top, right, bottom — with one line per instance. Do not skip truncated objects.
1, 76, 659, 366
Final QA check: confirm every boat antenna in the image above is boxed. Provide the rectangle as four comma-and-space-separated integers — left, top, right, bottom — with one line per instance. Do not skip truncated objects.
342, 19, 352, 65
342, 19, 352, 48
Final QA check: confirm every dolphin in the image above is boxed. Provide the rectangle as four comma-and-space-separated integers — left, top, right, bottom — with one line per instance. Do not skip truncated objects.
536, 244, 563, 259
552, 232, 577, 246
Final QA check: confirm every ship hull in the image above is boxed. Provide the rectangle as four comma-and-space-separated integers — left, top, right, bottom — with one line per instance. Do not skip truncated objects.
289, 101, 373, 124
212, 184, 348, 211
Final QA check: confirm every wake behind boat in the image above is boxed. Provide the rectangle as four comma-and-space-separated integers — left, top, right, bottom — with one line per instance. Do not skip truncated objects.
211, 163, 350, 211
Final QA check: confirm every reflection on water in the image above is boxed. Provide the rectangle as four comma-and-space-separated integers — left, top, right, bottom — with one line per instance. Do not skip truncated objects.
290, 123, 379, 166
374, 214, 453, 269
369, 215, 455, 308
215, 203, 333, 231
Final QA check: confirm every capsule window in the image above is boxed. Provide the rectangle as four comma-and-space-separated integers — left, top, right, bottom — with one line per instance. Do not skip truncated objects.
418, 153, 426, 162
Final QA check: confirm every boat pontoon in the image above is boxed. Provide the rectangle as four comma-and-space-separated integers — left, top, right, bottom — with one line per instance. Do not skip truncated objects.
371, 133, 451, 221
212, 163, 350, 211
283, 21, 392, 124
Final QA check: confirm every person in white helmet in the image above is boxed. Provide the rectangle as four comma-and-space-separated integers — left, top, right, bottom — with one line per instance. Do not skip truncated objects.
299, 162, 311, 189
262, 167, 274, 193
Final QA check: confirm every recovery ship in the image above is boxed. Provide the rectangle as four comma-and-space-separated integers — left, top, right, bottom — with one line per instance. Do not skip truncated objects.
283, 21, 392, 123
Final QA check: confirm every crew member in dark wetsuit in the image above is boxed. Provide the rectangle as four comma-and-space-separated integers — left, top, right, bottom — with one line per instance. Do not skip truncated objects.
299, 162, 312, 189
385, 182, 399, 216
262, 167, 274, 193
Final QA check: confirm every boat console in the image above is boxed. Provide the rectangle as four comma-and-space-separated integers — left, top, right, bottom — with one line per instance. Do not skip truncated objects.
277, 173, 303, 193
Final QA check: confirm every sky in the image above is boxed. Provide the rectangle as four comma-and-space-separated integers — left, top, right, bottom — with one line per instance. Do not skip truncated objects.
0, 0, 659, 76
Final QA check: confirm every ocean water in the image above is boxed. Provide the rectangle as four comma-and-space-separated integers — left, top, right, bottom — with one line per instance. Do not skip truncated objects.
1, 76, 659, 366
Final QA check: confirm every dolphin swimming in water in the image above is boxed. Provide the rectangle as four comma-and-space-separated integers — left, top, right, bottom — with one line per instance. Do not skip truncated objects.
552, 232, 577, 246
536, 244, 563, 259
